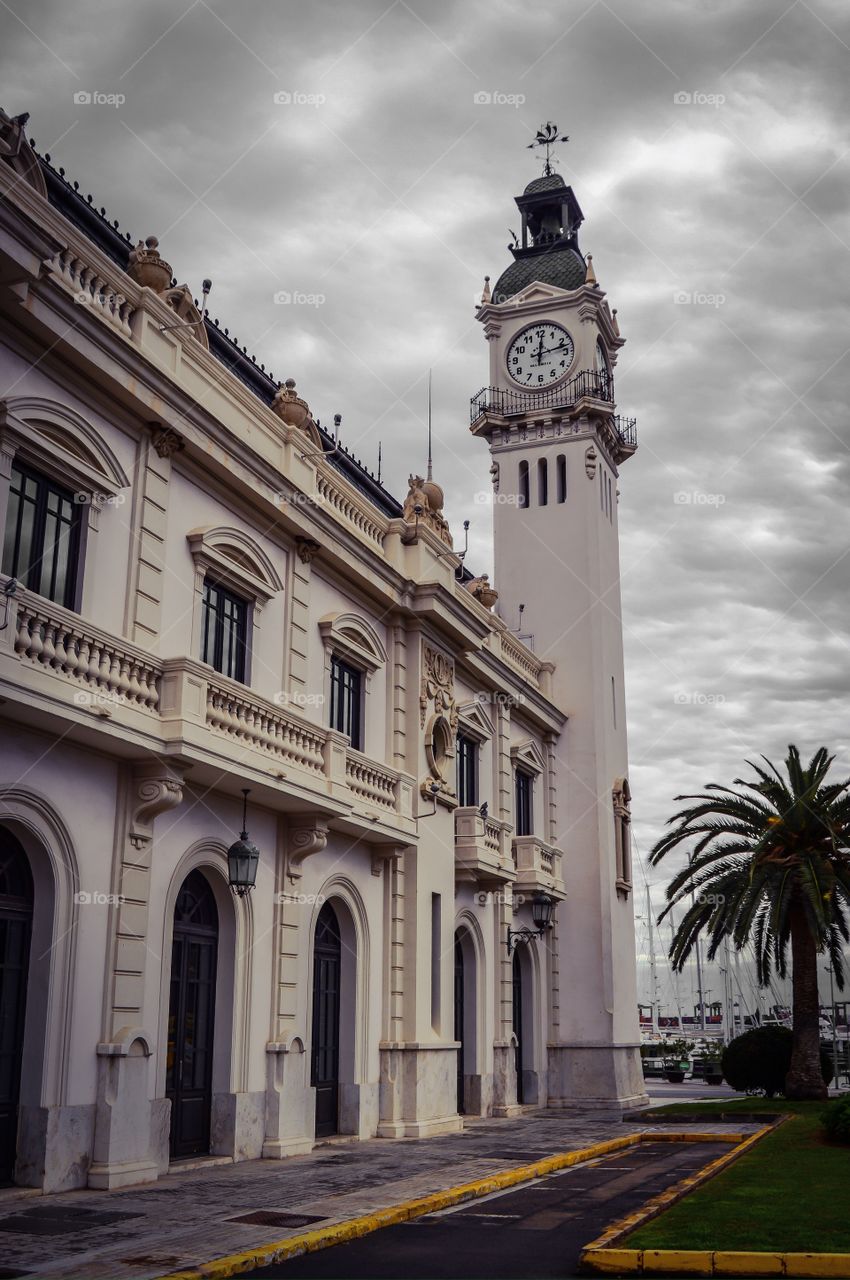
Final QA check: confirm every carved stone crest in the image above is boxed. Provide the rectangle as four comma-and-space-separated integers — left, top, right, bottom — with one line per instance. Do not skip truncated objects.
585, 444, 598, 479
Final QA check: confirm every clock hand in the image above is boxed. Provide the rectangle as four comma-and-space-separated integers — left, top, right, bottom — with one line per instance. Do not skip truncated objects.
533, 332, 545, 364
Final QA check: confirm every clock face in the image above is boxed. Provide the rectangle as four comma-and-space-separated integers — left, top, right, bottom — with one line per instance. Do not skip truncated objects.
506, 322, 575, 388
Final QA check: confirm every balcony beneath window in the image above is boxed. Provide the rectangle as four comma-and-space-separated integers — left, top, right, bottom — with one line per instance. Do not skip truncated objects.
454, 806, 515, 885
1, 585, 416, 842
512, 834, 565, 898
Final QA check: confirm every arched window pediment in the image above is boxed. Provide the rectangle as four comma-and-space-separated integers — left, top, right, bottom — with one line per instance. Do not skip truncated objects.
0, 396, 130, 497
318, 612, 387, 672
187, 526, 283, 604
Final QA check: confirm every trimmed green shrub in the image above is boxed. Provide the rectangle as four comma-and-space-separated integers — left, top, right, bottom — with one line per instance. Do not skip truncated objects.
721, 1026, 833, 1097
821, 1095, 850, 1144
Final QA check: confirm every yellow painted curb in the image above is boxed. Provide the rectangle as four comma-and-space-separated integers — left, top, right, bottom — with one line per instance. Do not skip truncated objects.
581, 1123, 776, 1258
578, 1250, 850, 1276
158, 1130, 645, 1280
579, 1117, 850, 1276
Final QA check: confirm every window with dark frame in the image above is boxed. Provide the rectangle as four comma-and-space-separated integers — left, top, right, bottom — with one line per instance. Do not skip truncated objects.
456, 733, 478, 807
329, 654, 363, 751
200, 578, 248, 683
515, 768, 533, 836
2, 462, 83, 609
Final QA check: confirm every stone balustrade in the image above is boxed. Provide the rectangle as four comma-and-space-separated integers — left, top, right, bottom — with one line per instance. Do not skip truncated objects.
511, 833, 565, 898
345, 748, 400, 811
12, 594, 161, 712
454, 805, 515, 884
499, 630, 542, 689
49, 247, 135, 337
204, 678, 327, 776
4, 590, 413, 831
315, 473, 386, 548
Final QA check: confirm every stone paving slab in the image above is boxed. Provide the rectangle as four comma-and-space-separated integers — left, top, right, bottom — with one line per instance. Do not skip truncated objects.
0, 1112, 762, 1280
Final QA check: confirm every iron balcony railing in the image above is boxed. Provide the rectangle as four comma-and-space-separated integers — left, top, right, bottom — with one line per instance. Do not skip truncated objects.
470, 368, 613, 424
613, 415, 638, 450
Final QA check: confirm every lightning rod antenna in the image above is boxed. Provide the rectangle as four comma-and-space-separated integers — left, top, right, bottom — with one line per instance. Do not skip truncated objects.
426, 368, 433, 482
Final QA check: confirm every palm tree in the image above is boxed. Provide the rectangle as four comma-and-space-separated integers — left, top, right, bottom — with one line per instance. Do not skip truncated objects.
650, 745, 850, 1100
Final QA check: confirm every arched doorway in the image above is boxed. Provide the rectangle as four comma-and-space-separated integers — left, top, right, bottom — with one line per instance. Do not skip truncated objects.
311, 901, 342, 1138
512, 948, 525, 1105
454, 934, 465, 1114
167, 870, 218, 1160
0, 828, 33, 1184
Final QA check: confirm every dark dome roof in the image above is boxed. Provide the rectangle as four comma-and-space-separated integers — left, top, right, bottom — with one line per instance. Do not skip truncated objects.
492, 246, 586, 303
523, 173, 567, 195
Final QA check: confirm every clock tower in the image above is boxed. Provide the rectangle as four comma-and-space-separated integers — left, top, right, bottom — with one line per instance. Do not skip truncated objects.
472, 159, 647, 1108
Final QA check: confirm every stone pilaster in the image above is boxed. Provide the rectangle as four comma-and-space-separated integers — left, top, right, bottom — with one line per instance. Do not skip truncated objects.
289, 539, 317, 695
544, 730, 558, 844
127, 430, 176, 649
89, 759, 186, 1189
389, 618, 408, 766
492, 889, 521, 1115
496, 702, 512, 821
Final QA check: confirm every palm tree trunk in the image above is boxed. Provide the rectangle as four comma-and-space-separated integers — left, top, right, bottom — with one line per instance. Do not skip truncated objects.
785, 904, 827, 1100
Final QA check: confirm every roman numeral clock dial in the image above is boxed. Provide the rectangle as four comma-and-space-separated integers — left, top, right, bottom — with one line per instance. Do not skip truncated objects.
506, 322, 575, 388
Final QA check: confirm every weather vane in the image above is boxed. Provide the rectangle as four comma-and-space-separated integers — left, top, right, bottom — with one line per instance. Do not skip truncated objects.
527, 122, 569, 177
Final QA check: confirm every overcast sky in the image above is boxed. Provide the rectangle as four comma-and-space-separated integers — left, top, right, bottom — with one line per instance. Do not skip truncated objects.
3, 0, 850, 996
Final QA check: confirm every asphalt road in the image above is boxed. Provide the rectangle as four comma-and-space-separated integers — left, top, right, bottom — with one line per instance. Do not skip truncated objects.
241, 1139, 728, 1279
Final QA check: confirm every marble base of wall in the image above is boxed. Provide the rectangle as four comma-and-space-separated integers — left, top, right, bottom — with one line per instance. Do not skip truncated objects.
263, 1040, 315, 1158
16, 1103, 95, 1192
151, 1097, 171, 1175
88, 1035, 159, 1189
212, 1091, 265, 1161
491, 1043, 522, 1116
339, 1081, 379, 1138
546, 1043, 650, 1110
377, 1044, 464, 1138
461, 1072, 493, 1117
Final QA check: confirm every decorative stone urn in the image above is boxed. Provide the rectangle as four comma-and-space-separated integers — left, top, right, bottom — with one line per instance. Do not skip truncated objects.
127, 236, 173, 293
466, 574, 499, 609
272, 379, 310, 429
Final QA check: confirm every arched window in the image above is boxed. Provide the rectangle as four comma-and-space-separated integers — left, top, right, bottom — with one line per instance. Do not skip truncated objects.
556, 455, 566, 504
518, 461, 529, 509
537, 458, 548, 507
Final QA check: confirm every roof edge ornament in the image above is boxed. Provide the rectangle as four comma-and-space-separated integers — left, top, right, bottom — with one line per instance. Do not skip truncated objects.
0, 107, 47, 198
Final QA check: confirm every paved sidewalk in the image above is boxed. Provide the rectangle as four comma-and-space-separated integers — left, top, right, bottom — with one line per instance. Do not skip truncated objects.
0, 1111, 758, 1280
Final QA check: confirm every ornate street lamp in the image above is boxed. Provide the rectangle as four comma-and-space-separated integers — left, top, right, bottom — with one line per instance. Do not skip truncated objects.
506, 892, 556, 954
227, 788, 259, 897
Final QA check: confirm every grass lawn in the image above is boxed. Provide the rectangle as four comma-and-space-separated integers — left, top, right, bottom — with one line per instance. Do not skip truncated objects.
626, 1101, 850, 1254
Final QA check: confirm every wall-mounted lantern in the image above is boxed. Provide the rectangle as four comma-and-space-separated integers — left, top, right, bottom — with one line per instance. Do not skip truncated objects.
506, 891, 555, 954
227, 788, 259, 897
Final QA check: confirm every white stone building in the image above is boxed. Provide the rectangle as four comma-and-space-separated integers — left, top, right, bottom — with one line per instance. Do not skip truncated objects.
0, 108, 646, 1194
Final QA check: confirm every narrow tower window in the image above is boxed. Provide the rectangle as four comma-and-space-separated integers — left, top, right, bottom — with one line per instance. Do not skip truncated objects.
537, 458, 548, 506
556, 454, 567, 503
518, 460, 529, 509
431, 893, 442, 1032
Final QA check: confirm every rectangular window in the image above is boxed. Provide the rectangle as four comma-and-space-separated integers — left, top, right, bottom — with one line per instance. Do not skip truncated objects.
2, 463, 83, 608
201, 579, 248, 682
515, 768, 533, 837
456, 733, 478, 807
330, 654, 363, 750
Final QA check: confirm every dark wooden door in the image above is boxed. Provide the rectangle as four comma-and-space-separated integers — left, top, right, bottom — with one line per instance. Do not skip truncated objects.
454, 935, 465, 1115
512, 948, 524, 1105
311, 902, 341, 1138
167, 870, 218, 1160
0, 830, 32, 1185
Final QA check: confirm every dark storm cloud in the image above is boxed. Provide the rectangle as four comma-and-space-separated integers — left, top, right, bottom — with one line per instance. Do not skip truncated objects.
2, 0, 849, 945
